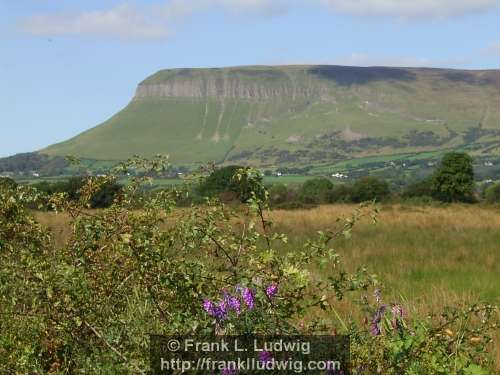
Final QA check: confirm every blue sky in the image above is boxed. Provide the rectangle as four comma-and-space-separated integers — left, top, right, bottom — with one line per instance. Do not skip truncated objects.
1, 0, 500, 157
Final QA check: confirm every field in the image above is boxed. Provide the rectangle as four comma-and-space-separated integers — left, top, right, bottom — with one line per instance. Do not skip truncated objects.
34, 203, 500, 306
35, 203, 500, 311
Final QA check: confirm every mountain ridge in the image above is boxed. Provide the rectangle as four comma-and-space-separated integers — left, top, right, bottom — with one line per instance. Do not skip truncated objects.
39, 64, 500, 167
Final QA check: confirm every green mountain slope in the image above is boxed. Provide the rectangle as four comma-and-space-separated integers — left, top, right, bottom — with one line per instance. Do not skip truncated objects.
42, 65, 500, 166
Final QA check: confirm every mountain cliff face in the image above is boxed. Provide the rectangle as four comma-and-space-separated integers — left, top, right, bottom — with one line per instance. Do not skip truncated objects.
42, 65, 500, 166
134, 67, 332, 100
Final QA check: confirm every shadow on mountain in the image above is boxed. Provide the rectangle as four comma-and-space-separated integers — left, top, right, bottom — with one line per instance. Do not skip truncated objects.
308, 65, 417, 86
444, 71, 498, 86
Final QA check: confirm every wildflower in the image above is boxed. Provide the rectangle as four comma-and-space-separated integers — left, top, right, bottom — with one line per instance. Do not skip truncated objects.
224, 292, 242, 315
370, 305, 387, 336
390, 304, 406, 330
265, 282, 279, 299
258, 350, 273, 364
242, 287, 255, 310
203, 298, 227, 320
203, 299, 215, 316
221, 365, 237, 375
374, 288, 382, 304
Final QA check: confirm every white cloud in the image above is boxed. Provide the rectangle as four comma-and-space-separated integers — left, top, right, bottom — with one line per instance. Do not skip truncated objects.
19, 0, 287, 40
19, 4, 170, 40
17, 0, 500, 41
321, 0, 499, 18
162, 0, 288, 17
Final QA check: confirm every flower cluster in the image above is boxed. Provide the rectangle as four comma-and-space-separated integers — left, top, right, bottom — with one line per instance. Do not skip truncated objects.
203, 282, 280, 320
370, 304, 407, 336
265, 282, 279, 299
203, 286, 256, 320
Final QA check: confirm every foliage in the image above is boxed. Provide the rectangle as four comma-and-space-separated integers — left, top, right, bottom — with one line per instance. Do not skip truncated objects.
431, 152, 475, 203
197, 165, 264, 202
0, 156, 498, 373
0, 176, 17, 189
268, 183, 289, 205
329, 184, 354, 203
32, 176, 122, 209
484, 183, 500, 203
401, 179, 434, 199
351, 176, 391, 203
299, 177, 334, 204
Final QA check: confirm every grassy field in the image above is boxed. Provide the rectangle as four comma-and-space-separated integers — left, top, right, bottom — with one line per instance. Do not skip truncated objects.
35, 203, 500, 305
34, 203, 500, 367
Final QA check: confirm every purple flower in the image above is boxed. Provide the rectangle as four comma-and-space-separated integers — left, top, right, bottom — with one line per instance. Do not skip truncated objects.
370, 305, 387, 336
374, 288, 382, 304
221, 366, 237, 375
265, 283, 279, 299
203, 299, 215, 316
203, 298, 227, 320
258, 350, 273, 364
242, 287, 255, 310
222, 291, 242, 315
391, 304, 406, 329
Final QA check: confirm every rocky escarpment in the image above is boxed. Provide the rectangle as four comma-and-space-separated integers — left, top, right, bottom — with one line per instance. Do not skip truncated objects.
134, 67, 331, 100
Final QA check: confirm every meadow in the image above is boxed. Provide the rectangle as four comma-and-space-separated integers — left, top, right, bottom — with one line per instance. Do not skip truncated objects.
34, 203, 500, 317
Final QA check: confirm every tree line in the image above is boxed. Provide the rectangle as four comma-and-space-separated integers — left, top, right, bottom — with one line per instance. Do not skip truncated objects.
1, 152, 499, 209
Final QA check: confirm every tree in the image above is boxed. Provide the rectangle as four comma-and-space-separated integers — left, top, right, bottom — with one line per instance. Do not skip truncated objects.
299, 178, 333, 204
197, 165, 264, 202
484, 182, 500, 203
0, 177, 16, 189
431, 152, 475, 202
351, 176, 390, 202
268, 183, 288, 205
402, 179, 433, 199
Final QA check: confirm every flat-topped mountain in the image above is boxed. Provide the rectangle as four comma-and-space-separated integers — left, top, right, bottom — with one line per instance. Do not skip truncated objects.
40, 65, 500, 166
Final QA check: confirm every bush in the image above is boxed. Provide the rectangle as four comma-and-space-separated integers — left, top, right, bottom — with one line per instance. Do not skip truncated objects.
197, 165, 264, 202
0, 177, 16, 189
401, 179, 434, 199
351, 176, 390, 202
431, 152, 475, 202
299, 177, 333, 204
485, 182, 500, 203
329, 184, 353, 203
32, 177, 122, 208
268, 183, 288, 205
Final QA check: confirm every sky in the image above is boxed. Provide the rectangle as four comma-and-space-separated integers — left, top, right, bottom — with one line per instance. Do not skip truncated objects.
1, 0, 500, 157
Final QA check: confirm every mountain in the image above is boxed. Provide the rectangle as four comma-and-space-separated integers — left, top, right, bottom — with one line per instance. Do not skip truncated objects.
30, 65, 500, 169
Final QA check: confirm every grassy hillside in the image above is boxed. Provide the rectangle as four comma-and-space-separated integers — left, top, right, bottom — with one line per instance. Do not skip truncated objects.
42, 65, 500, 166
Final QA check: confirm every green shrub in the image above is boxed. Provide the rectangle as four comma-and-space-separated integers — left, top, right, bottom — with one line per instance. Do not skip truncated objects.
197, 165, 264, 202
0, 177, 16, 189
485, 182, 500, 203
299, 177, 333, 204
402, 179, 434, 199
329, 184, 353, 203
32, 176, 122, 208
268, 183, 288, 205
431, 152, 475, 203
351, 176, 390, 202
